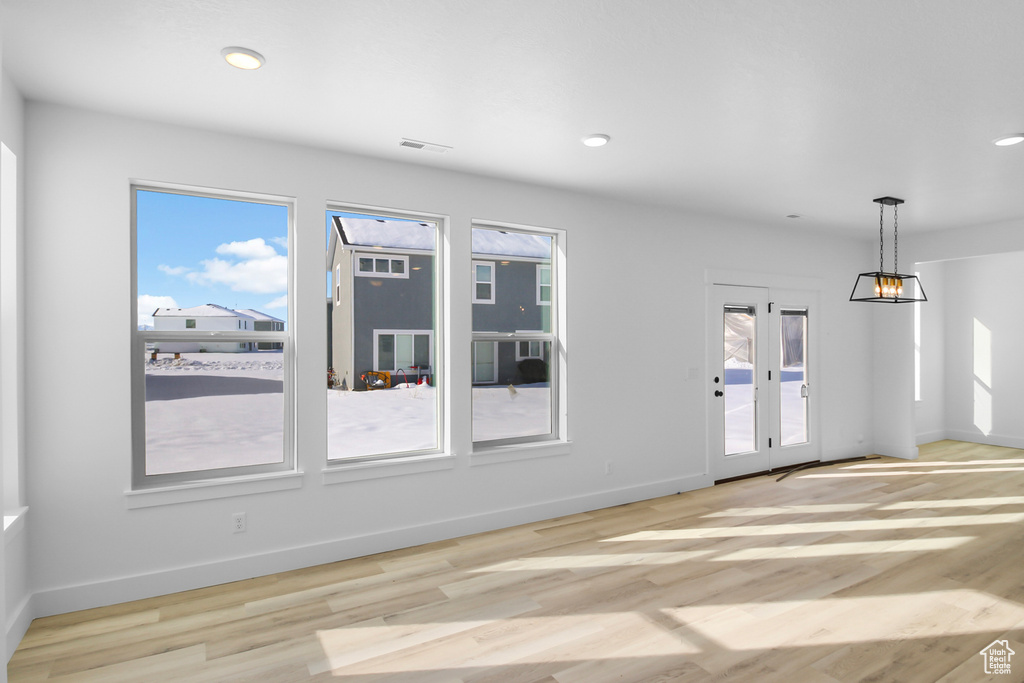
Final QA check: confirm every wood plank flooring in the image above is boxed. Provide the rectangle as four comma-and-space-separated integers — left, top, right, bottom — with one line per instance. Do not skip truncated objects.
10, 440, 1024, 682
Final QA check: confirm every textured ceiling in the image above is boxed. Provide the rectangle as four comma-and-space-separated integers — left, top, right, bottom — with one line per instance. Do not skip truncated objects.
4, 0, 1024, 234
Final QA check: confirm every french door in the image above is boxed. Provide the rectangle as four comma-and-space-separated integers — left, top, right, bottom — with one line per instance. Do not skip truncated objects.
708, 285, 817, 481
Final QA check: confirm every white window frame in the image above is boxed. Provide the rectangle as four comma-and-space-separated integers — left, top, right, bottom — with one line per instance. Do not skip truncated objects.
355, 253, 409, 279
324, 202, 448, 473
537, 264, 551, 306
131, 183, 295, 490
471, 222, 567, 450
472, 340, 499, 383
472, 260, 495, 304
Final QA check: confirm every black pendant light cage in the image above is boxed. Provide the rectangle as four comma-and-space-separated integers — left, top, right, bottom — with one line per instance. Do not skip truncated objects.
849, 196, 928, 303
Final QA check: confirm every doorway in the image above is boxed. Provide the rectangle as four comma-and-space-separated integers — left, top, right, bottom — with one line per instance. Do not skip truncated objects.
708, 284, 818, 481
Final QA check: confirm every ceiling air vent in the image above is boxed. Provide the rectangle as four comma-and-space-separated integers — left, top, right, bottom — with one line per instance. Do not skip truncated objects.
399, 138, 452, 154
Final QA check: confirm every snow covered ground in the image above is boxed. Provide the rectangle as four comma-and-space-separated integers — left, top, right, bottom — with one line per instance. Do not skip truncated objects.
144, 352, 285, 474
144, 352, 553, 472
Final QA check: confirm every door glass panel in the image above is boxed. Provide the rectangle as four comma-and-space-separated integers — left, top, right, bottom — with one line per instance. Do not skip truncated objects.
780, 309, 808, 446
395, 334, 413, 372
724, 306, 756, 455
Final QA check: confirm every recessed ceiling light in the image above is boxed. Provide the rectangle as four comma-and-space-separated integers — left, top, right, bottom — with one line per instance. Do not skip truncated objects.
221, 47, 265, 70
582, 134, 610, 147
993, 134, 1024, 146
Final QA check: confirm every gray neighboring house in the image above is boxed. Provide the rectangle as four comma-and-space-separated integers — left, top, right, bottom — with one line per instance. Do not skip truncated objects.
327, 216, 551, 390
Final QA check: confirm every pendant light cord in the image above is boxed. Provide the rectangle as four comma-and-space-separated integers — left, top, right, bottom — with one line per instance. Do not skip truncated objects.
879, 202, 884, 272
893, 203, 898, 275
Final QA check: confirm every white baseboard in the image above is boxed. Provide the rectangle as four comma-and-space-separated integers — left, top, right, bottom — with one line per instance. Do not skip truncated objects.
7, 593, 33, 663
32, 472, 712, 618
945, 430, 1024, 450
915, 430, 947, 446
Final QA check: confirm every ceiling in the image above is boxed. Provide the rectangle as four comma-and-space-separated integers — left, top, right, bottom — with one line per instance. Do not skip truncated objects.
4, 0, 1024, 235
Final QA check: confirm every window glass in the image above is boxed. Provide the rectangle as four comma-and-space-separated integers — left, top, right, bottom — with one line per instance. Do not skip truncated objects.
473, 261, 495, 303
471, 226, 557, 444
134, 188, 290, 486
326, 209, 439, 460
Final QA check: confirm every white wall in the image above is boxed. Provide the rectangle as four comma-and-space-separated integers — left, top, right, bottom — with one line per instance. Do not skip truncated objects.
939, 252, 1024, 448
915, 261, 946, 444
20, 102, 876, 619
1, 61, 28, 675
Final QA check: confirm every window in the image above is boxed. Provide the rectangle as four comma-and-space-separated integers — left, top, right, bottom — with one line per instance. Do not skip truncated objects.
133, 186, 292, 488
537, 264, 551, 305
471, 224, 563, 445
374, 330, 432, 374
473, 261, 495, 304
326, 208, 442, 461
472, 341, 498, 383
356, 254, 409, 278
516, 339, 545, 361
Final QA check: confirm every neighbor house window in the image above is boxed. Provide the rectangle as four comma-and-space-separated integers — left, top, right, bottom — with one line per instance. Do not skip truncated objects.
473, 261, 495, 304
326, 208, 442, 461
471, 224, 563, 445
537, 264, 551, 305
356, 254, 409, 278
133, 185, 292, 488
516, 339, 545, 361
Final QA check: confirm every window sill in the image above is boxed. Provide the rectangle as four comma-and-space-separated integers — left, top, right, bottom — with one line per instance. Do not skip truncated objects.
471, 440, 572, 466
4, 507, 28, 545
323, 452, 456, 485
125, 471, 304, 509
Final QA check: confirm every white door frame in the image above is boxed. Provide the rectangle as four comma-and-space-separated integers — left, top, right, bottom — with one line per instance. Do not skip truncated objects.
706, 272, 821, 481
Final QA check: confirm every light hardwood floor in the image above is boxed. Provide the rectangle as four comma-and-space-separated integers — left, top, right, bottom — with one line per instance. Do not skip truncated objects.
10, 440, 1024, 682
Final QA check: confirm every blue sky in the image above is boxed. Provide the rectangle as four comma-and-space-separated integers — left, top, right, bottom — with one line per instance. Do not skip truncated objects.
137, 190, 289, 327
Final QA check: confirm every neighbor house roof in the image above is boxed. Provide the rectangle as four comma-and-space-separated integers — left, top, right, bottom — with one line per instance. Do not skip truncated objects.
331, 216, 551, 259
234, 309, 285, 323
333, 216, 435, 250
152, 304, 256, 319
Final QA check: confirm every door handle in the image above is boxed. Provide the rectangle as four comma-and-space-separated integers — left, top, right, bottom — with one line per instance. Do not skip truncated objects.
801, 383, 809, 398
714, 390, 723, 397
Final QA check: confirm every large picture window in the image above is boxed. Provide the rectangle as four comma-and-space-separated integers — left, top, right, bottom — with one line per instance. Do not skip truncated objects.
471, 224, 562, 445
326, 208, 441, 461
132, 186, 292, 488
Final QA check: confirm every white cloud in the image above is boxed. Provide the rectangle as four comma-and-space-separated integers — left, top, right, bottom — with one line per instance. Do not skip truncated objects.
138, 294, 178, 328
185, 237, 287, 295
158, 264, 189, 276
270, 236, 289, 251
215, 238, 278, 260
264, 295, 288, 309
187, 254, 288, 294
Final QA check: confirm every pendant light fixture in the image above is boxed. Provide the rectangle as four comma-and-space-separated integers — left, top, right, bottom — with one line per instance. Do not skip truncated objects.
849, 196, 927, 303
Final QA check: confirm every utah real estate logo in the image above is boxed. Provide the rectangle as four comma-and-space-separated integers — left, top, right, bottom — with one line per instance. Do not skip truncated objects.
980, 639, 1015, 675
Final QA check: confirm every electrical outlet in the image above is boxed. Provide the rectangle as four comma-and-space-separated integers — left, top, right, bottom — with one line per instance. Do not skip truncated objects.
232, 512, 247, 533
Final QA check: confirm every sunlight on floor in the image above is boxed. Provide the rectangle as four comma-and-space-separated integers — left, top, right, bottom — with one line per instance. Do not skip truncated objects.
702, 503, 871, 517
469, 550, 716, 572
843, 459, 1024, 468
879, 495, 1024, 510
801, 466, 1024, 478
708, 536, 972, 561
603, 512, 1024, 541
662, 588, 1024, 649
312, 609, 701, 675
